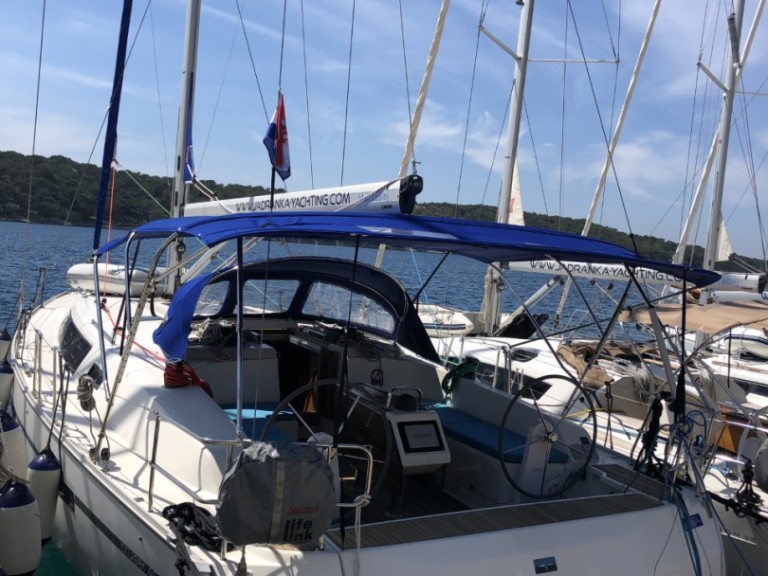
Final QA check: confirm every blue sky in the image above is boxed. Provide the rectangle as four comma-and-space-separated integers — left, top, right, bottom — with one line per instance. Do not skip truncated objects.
1, 0, 767, 258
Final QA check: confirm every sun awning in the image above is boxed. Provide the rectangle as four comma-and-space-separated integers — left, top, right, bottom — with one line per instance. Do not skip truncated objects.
620, 301, 768, 335
97, 212, 721, 288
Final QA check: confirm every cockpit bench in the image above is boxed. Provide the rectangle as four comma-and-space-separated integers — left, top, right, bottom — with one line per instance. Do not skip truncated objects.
430, 404, 568, 464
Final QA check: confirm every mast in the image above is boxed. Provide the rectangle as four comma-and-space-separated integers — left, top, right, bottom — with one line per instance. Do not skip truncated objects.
93, 0, 133, 252
702, 2, 744, 277
480, 0, 534, 335
674, 1, 764, 268
495, 0, 533, 226
168, 0, 201, 293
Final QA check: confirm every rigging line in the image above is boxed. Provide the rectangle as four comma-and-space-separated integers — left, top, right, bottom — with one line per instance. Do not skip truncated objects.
114, 160, 171, 214
277, 0, 288, 89
676, 26, 724, 266
678, 39, 709, 246
340, 0, 357, 186
148, 3, 171, 180
198, 6, 242, 176
593, 0, 621, 139
680, 8, 722, 252
397, 0, 415, 168
24, 0, 47, 292
732, 77, 768, 263
606, 3, 621, 142
697, 0, 715, 63
51, 0, 152, 256
566, 0, 637, 252
454, 0, 488, 215
598, 0, 620, 63
234, 0, 269, 121
729, 148, 768, 263
300, 0, 315, 189
479, 85, 510, 207
557, 2, 568, 230
524, 104, 551, 223
729, 254, 762, 274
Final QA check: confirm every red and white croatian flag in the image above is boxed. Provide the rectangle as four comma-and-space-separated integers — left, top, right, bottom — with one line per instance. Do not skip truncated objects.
263, 90, 290, 180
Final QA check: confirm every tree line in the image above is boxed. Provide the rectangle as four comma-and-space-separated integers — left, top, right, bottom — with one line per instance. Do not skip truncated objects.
0, 150, 277, 229
0, 150, 761, 272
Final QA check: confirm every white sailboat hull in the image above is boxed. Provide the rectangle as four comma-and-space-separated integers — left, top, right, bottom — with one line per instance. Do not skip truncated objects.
8, 284, 725, 576
13, 400, 726, 576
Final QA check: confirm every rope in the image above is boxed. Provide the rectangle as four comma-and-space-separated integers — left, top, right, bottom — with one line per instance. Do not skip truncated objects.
100, 298, 165, 368
163, 502, 223, 553
441, 357, 479, 394
632, 392, 666, 475
352, 493, 371, 576
77, 377, 96, 412
113, 160, 172, 214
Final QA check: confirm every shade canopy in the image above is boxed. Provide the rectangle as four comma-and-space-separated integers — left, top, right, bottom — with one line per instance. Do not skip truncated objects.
98, 212, 720, 288
621, 301, 768, 335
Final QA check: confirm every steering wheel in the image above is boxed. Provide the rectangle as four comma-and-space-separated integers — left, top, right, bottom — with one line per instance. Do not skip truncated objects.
498, 374, 597, 499
259, 379, 393, 500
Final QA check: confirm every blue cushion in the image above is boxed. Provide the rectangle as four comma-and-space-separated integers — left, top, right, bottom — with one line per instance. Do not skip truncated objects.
431, 404, 568, 464
222, 404, 290, 420
221, 404, 292, 442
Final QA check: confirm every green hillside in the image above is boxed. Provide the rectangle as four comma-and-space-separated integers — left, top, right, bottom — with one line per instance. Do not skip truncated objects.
0, 150, 761, 272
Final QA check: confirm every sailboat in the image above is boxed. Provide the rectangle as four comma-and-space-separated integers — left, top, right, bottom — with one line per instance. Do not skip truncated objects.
425, 2, 768, 573
0, 1, 732, 575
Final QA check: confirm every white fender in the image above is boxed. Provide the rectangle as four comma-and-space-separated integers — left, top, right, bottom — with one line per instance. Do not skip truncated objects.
0, 328, 10, 361
27, 448, 61, 544
0, 480, 41, 576
0, 411, 26, 480
0, 362, 12, 410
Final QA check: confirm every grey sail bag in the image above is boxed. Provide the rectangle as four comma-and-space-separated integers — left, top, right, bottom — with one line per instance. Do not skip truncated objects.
216, 441, 336, 548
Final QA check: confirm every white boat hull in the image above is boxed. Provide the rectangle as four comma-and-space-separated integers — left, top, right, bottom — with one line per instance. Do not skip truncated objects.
8, 287, 726, 576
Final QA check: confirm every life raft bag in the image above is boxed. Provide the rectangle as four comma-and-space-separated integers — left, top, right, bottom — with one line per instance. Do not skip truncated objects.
216, 441, 336, 548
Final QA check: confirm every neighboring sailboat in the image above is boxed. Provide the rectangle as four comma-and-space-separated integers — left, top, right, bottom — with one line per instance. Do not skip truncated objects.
429, 2, 768, 573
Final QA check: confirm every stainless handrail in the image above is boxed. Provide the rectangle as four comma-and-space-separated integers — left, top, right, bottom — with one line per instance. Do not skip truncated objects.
385, 386, 424, 410
146, 409, 252, 510
146, 411, 375, 518
33, 329, 42, 399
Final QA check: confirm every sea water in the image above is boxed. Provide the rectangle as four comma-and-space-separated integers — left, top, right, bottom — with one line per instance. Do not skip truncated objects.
0, 220, 634, 334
